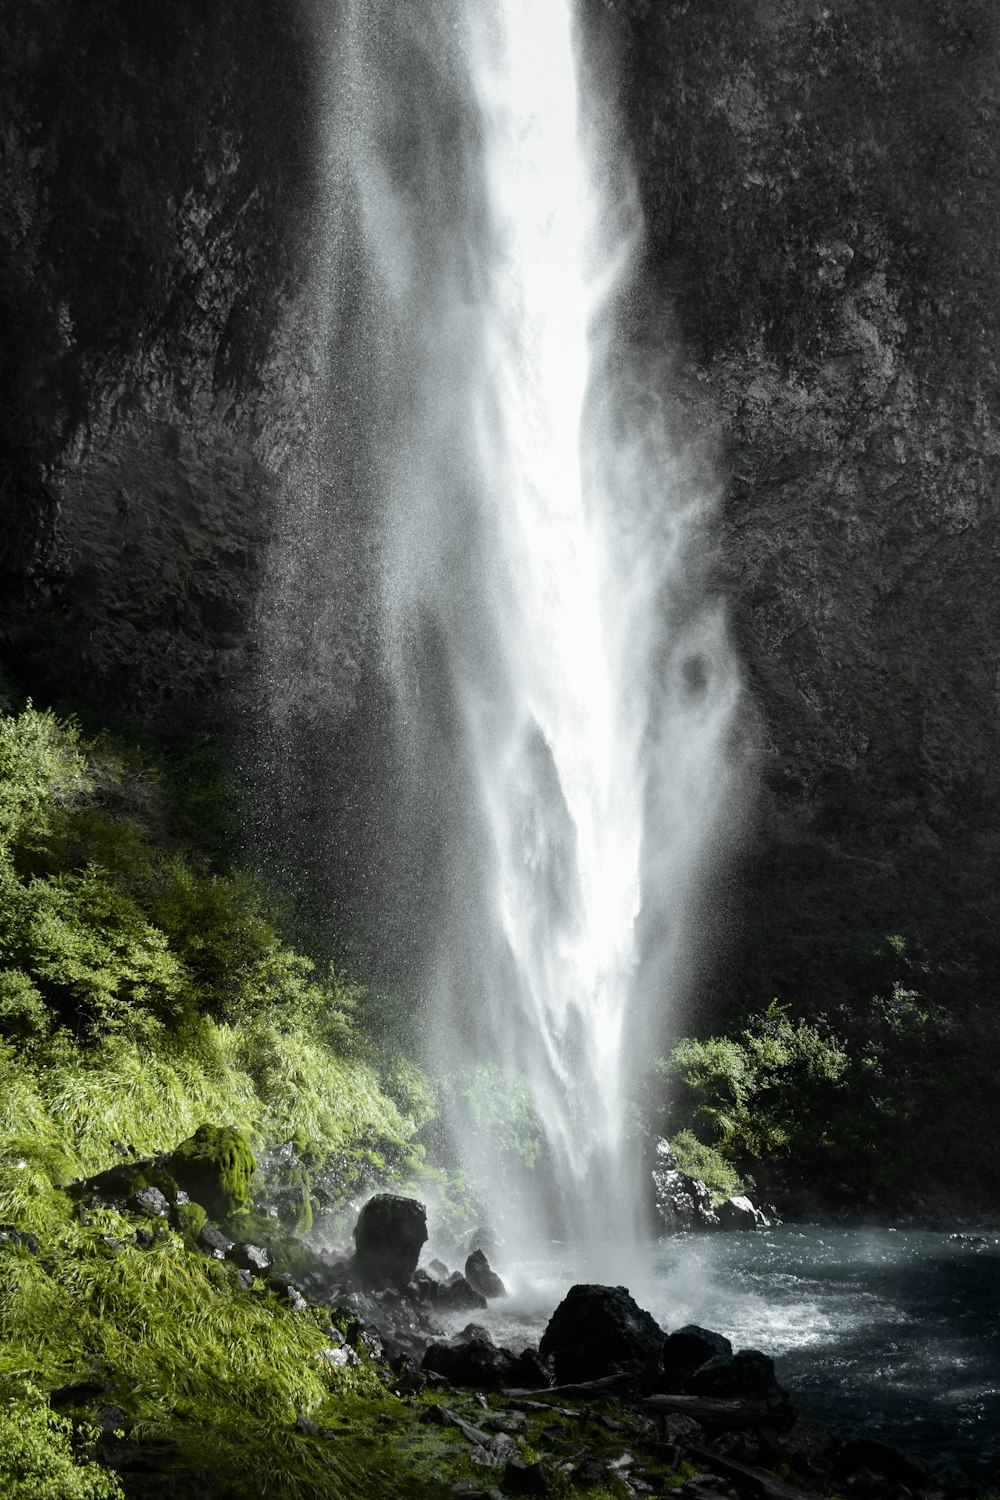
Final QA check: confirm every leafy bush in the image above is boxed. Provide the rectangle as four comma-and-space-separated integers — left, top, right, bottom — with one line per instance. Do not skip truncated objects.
0, 702, 428, 1229
0, 704, 358, 1050
670, 1129, 747, 1204
662, 1002, 850, 1163
0, 705, 88, 859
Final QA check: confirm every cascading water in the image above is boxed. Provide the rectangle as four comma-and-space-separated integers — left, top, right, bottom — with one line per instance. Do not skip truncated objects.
298, 0, 745, 1247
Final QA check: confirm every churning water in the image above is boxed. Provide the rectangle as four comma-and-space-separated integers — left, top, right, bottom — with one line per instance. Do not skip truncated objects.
433, 1226, 1000, 1486
333, 0, 744, 1243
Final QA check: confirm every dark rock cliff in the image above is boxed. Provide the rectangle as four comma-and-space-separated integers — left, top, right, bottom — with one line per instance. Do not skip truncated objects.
0, 0, 319, 726
605, 0, 1000, 1023
3, 0, 999, 1044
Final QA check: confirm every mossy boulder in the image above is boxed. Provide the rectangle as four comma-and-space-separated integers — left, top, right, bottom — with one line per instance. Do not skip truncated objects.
165, 1124, 255, 1219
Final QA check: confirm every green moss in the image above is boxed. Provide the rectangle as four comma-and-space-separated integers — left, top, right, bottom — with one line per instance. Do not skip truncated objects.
277, 1165, 314, 1236
174, 1200, 207, 1243
168, 1125, 255, 1219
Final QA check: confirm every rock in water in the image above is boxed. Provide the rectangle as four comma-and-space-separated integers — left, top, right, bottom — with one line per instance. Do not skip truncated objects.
436, 1273, 488, 1312
661, 1325, 733, 1388
650, 1139, 719, 1232
352, 1194, 427, 1289
421, 1327, 517, 1389
717, 1195, 770, 1230
538, 1284, 665, 1386
465, 1247, 507, 1299
690, 1348, 783, 1401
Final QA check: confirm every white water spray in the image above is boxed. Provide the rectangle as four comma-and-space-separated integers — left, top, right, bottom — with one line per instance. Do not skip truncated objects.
315, 0, 744, 1246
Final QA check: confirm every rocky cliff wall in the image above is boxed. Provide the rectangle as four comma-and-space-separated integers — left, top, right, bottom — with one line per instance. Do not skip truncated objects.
604, 0, 1000, 1020
0, 0, 324, 727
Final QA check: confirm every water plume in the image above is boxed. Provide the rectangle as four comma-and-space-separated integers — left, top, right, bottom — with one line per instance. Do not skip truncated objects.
300, 0, 745, 1248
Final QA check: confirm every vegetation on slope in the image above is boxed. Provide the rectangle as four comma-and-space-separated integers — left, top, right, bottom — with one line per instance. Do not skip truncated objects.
0, 698, 452, 1496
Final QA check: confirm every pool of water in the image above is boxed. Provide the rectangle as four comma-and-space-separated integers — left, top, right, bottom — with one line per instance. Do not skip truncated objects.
438, 1225, 1000, 1485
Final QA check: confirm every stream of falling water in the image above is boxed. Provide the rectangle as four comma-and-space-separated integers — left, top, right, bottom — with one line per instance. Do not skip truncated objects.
319, 0, 744, 1247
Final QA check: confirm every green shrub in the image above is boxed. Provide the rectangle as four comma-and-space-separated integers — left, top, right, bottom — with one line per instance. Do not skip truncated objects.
0, 706, 88, 859
670, 1129, 747, 1203
661, 1001, 850, 1164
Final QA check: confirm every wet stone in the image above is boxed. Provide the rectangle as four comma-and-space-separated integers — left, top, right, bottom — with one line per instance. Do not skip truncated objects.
131, 1184, 171, 1219
227, 1241, 273, 1275
465, 1248, 507, 1300
504, 1457, 551, 1495
197, 1223, 232, 1259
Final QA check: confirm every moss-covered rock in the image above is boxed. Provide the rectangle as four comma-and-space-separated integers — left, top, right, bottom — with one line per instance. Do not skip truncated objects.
173, 1200, 208, 1244
166, 1125, 255, 1219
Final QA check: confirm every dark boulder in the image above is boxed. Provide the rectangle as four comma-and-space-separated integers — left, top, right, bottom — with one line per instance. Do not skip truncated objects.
661, 1325, 733, 1388
464, 1247, 507, 1299
437, 1273, 488, 1312
690, 1349, 783, 1402
408, 1267, 441, 1305
538, 1283, 665, 1386
507, 1346, 552, 1388
422, 1327, 517, 1389
716, 1196, 770, 1231
226, 1241, 274, 1275
197, 1222, 233, 1259
504, 1457, 551, 1494
352, 1194, 427, 1290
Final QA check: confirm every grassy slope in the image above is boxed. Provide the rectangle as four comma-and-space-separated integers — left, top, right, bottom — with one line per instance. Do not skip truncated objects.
0, 701, 453, 1496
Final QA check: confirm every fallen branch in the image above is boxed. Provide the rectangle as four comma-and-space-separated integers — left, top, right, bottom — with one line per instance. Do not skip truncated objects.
642, 1393, 797, 1431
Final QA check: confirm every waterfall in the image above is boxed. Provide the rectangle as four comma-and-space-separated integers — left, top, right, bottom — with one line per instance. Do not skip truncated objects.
301, 0, 745, 1247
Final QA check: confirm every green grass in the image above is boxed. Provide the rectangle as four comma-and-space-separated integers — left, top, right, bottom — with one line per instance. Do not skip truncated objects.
0, 700, 453, 1495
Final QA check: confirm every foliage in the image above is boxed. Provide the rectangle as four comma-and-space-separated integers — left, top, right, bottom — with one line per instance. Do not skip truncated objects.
657, 933, 987, 1206
669, 1129, 747, 1204
0, 1380, 123, 1500
0, 705, 88, 859
662, 1001, 850, 1162
458, 1063, 544, 1172
0, 702, 429, 1230
0, 704, 360, 1049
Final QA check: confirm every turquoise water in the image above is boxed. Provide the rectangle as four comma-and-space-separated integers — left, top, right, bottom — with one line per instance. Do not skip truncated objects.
459, 1224, 1000, 1485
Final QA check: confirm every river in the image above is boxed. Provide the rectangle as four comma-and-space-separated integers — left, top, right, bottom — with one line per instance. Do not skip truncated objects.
440, 1224, 1000, 1486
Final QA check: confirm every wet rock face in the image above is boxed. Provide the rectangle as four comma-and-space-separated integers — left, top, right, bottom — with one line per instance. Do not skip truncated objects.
605, 0, 1000, 1017
650, 1139, 720, 1233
